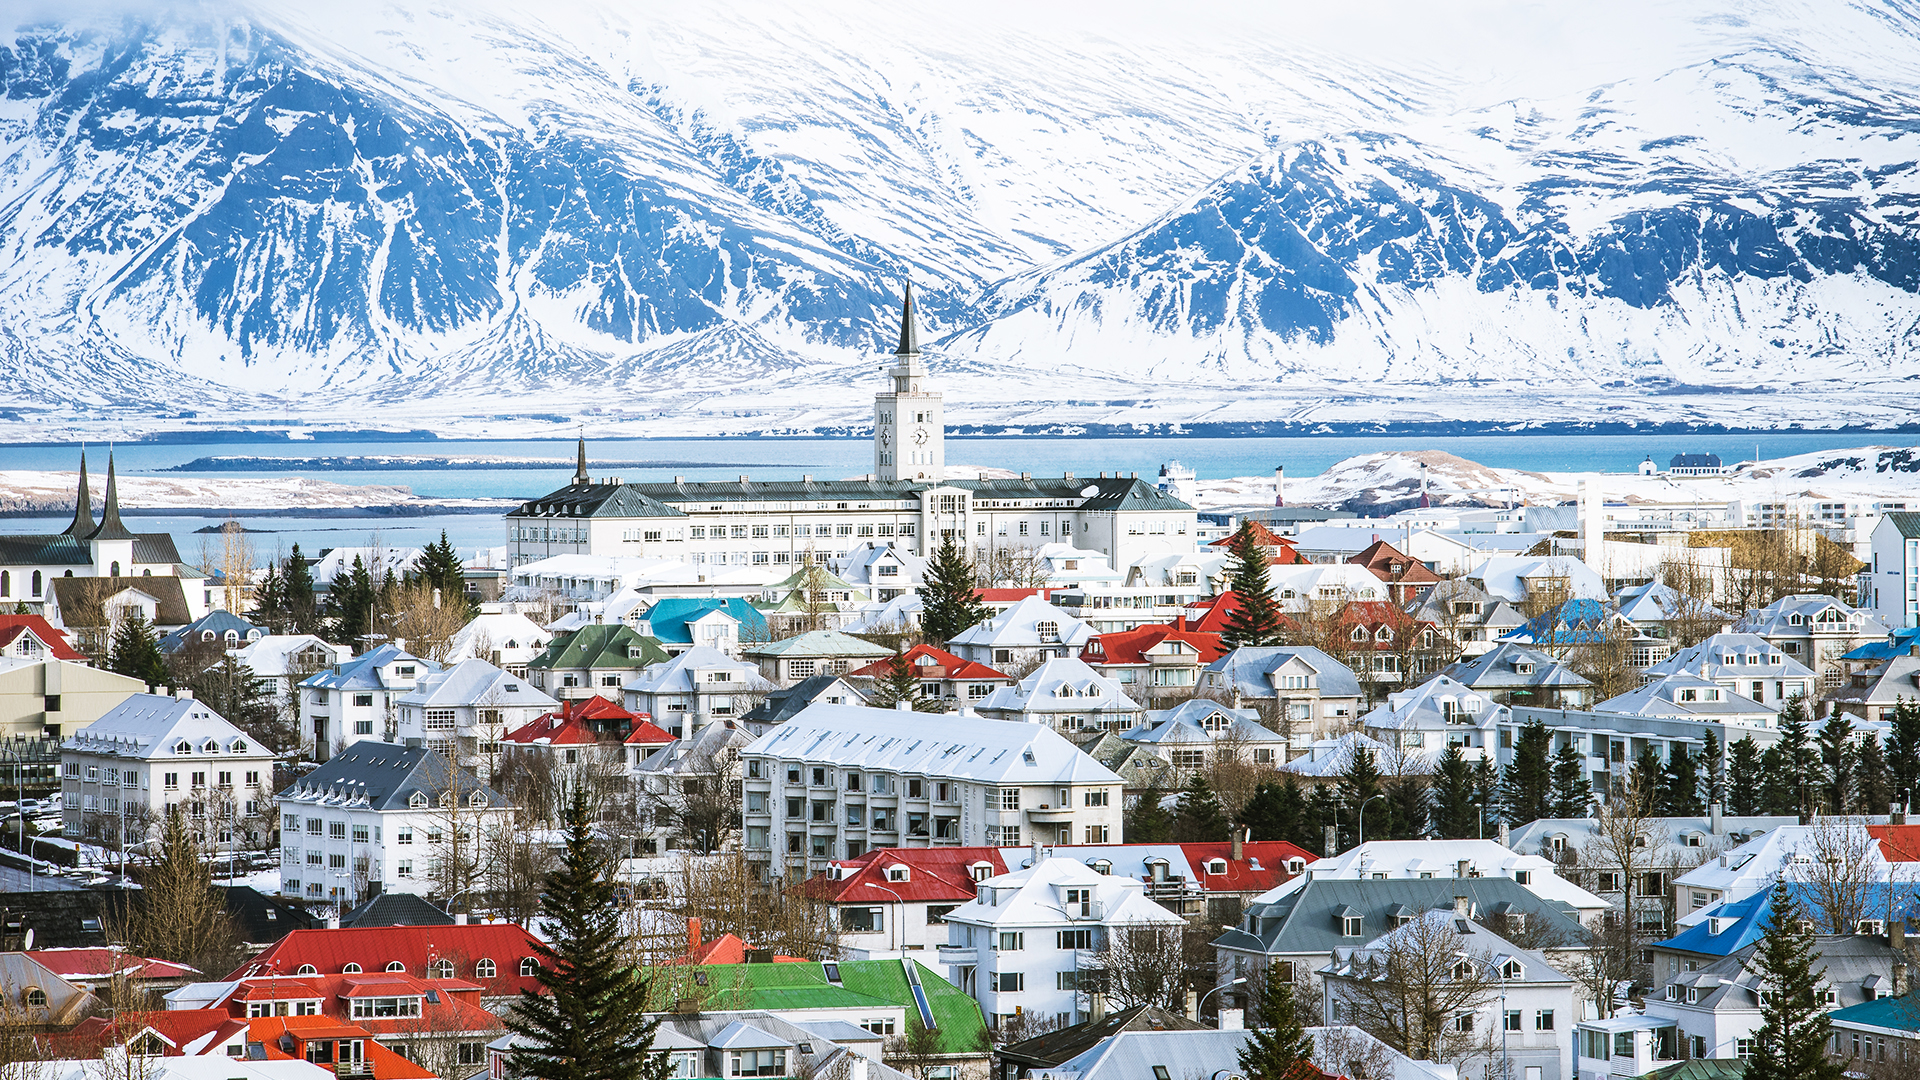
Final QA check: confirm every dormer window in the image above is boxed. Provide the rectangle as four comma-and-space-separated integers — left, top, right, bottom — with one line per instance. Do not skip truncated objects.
1665, 985, 1679, 1000
1501, 960, 1523, 979
970, 863, 993, 882
174, 740, 191, 755
1707, 917, 1727, 935
886, 866, 910, 882
409, 792, 429, 809
1206, 859, 1228, 875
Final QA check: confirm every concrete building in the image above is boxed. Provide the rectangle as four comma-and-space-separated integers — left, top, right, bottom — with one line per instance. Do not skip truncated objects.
61, 693, 278, 849
297, 645, 442, 761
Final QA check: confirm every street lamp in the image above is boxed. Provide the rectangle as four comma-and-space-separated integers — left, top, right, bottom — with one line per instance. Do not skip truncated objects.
1462, 955, 1512, 1080
1198, 977, 1248, 1027
1357, 793, 1386, 848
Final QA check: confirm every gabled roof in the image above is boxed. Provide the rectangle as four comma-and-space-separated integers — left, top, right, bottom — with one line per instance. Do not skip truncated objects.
24, 948, 198, 981
642, 597, 769, 644
0, 533, 94, 567
743, 630, 893, 660
740, 675, 866, 725
229, 923, 543, 998
1644, 633, 1816, 681
1347, 539, 1442, 585
395, 658, 557, 711
747, 705, 1124, 786
1216, 877, 1587, 959
1867, 823, 1920, 862
50, 575, 193, 626
1830, 655, 1920, 708
846, 644, 1011, 683
1503, 598, 1621, 647
1830, 991, 1920, 1034
1593, 670, 1774, 719
948, 595, 1092, 650
341, 893, 454, 928
656, 959, 988, 1056
1322, 910, 1574, 986
276, 742, 503, 813
504, 695, 636, 746
1880, 512, 1920, 540
804, 847, 1010, 905
1202, 646, 1363, 700
1046, 841, 1312, 894
625, 647, 767, 696
300, 643, 438, 691
999, 1005, 1206, 1069
528, 623, 669, 670
0, 615, 86, 660
508, 483, 688, 520
1654, 884, 1920, 958
158, 610, 267, 653
64, 694, 263, 762
229, 635, 351, 677
1126, 701, 1284, 746
1082, 625, 1225, 667
977, 656, 1143, 718
1444, 643, 1591, 691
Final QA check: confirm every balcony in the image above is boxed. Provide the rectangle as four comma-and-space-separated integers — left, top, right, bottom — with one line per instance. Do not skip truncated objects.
935, 944, 976, 965
1025, 805, 1074, 824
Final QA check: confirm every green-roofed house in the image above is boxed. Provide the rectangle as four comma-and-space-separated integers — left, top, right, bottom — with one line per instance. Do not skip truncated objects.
646, 958, 991, 1080
526, 623, 669, 701
744, 630, 894, 685
1829, 992, 1920, 1073
759, 565, 873, 636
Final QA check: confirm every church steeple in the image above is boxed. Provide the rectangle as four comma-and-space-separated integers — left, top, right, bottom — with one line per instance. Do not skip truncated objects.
64, 450, 95, 538
87, 452, 136, 542
895, 280, 919, 356
573, 435, 589, 486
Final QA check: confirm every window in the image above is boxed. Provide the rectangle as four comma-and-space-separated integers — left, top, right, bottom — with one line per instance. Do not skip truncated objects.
1084, 789, 1109, 807
860, 1018, 895, 1036
1504, 1011, 1522, 1032
520, 957, 540, 976
342, 964, 361, 974
995, 972, 1024, 992
728, 1050, 786, 1077
330, 821, 347, 839
998, 788, 1020, 811
23, 988, 44, 1008
841, 908, 883, 933
997, 932, 1024, 951
1058, 929, 1093, 950
1454, 1014, 1474, 1033
1084, 824, 1109, 843
350, 997, 422, 1019
1341, 915, 1362, 937
397, 827, 413, 844
1514, 871, 1532, 885
1535, 1010, 1554, 1031
1735, 1039, 1754, 1059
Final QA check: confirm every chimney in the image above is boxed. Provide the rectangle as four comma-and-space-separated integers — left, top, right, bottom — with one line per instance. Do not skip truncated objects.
896, 700, 912, 712
849, 1057, 868, 1080
454, 912, 468, 926
688, 917, 703, 957
803, 475, 812, 483
1896, 922, 1907, 953
1453, 894, 1471, 918
1184, 988, 1199, 1020
1031, 840, 1043, 869
1089, 992, 1108, 1022
1218, 1006, 1245, 1031
739, 475, 750, 483
1896, 803, 1909, 827
1325, 825, 1338, 857
1275, 466, 1285, 508
1898, 962, 1910, 997
1710, 802, 1723, 835
1232, 826, 1246, 862
326, 910, 340, 930
1457, 859, 1470, 879
1719, 855, 1728, 867
1497, 823, 1510, 849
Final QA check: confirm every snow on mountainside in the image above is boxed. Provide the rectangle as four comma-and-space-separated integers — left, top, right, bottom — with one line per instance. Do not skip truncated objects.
0, 0, 1918, 435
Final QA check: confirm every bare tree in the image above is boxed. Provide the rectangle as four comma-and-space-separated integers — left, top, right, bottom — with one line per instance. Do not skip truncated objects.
479, 807, 556, 927
1576, 772, 1669, 999
1781, 815, 1885, 934
1088, 925, 1189, 1012
1311, 1026, 1400, 1080
388, 583, 472, 663
883, 1017, 944, 1080
662, 853, 841, 961
1656, 550, 1724, 649
1565, 918, 1640, 1022
1323, 911, 1501, 1064
974, 545, 1052, 590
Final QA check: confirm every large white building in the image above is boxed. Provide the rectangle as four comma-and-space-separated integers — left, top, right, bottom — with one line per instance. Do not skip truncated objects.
739, 705, 1125, 879
938, 855, 1186, 1030
61, 693, 278, 847
504, 293, 1198, 574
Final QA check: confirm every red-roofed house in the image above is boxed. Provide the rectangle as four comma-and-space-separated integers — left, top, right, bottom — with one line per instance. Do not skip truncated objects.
46, 1009, 250, 1060
1868, 823, 1920, 862
1175, 592, 1296, 638
1208, 523, 1308, 565
1347, 539, 1443, 605
799, 847, 1012, 957
672, 919, 808, 965
1080, 626, 1225, 703
1045, 838, 1314, 919
247, 1014, 439, 1079
24, 947, 199, 993
0, 615, 86, 661
845, 645, 1015, 706
1333, 601, 1444, 691
228, 923, 544, 1003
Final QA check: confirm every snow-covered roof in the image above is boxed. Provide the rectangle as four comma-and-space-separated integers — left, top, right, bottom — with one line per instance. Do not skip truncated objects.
1360, 675, 1508, 732
948, 595, 1092, 650
1593, 670, 1776, 721
840, 594, 922, 635
1280, 732, 1394, 778
64, 694, 267, 761
623, 647, 767, 696
1124, 700, 1284, 746
1616, 581, 1730, 626
228, 635, 351, 677
1671, 822, 1896, 921
976, 657, 1143, 720
1257, 840, 1609, 913
745, 705, 1124, 786
1201, 646, 1363, 700
1736, 594, 1886, 639
1644, 633, 1816, 682
1266, 563, 1387, 604
393, 658, 557, 710
445, 613, 551, 660
943, 856, 1184, 930
1469, 556, 1607, 603
298, 643, 439, 691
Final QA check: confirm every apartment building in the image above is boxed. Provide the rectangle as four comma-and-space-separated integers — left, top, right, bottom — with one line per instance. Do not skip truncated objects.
61, 693, 277, 847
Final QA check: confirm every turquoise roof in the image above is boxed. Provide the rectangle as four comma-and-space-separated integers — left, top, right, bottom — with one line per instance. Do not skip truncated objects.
1830, 994, 1920, 1033
646, 598, 769, 645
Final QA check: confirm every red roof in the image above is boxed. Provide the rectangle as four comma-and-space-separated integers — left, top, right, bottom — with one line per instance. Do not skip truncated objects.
506, 695, 642, 746
682, 933, 808, 965
248, 1017, 438, 1080
624, 718, 676, 745
229, 923, 544, 999
1333, 601, 1433, 648
975, 588, 1058, 603
802, 847, 1011, 905
1207, 523, 1308, 563
1165, 841, 1314, 892
846, 644, 1012, 683
1347, 539, 1442, 585
24, 947, 197, 981
1082, 625, 1224, 667
0, 615, 86, 660
1178, 592, 1296, 636
65, 1010, 246, 1057
222, 972, 500, 1040
1869, 824, 1920, 861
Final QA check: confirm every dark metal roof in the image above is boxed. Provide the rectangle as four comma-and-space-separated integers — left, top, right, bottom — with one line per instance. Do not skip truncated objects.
1885, 511, 1920, 540
86, 454, 137, 542
277, 741, 503, 812
64, 452, 94, 538
0, 535, 94, 567
50, 575, 193, 626
741, 675, 861, 725
342, 892, 455, 928
895, 281, 919, 356
999, 1006, 1205, 1069
508, 482, 688, 520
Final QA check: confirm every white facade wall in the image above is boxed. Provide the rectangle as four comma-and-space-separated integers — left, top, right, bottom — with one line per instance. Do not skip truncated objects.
275, 794, 510, 905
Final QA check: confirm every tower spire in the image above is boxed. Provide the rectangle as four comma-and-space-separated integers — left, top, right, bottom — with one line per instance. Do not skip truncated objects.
87, 451, 136, 542
574, 432, 589, 486
895, 280, 919, 356
65, 449, 95, 538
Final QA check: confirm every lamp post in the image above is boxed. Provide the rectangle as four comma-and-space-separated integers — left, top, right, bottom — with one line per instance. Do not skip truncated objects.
1198, 976, 1248, 1027
1357, 793, 1386, 848
1465, 955, 1512, 1080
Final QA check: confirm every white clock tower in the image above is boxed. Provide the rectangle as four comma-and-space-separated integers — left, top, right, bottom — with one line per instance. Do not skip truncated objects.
874, 282, 944, 483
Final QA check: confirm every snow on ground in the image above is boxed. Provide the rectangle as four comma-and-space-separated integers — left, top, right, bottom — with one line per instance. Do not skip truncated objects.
0, 470, 518, 513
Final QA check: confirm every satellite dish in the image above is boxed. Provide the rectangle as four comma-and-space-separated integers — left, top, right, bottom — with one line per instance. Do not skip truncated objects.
1079, 485, 1099, 498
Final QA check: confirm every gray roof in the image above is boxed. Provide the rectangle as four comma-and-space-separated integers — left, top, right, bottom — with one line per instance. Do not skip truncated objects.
1048, 1029, 1255, 1080
300, 643, 440, 691
159, 610, 267, 653
1202, 646, 1362, 700
277, 741, 504, 812
1321, 910, 1574, 985
1506, 817, 1797, 863
513, 474, 1195, 514
1830, 655, 1920, 707
1655, 934, 1903, 1015
393, 658, 558, 710
740, 675, 865, 724
744, 630, 894, 660
508, 482, 688, 520
1445, 643, 1592, 691
1128, 701, 1284, 746
1644, 633, 1816, 682
1884, 512, 1920, 541
1214, 877, 1587, 959
341, 892, 454, 928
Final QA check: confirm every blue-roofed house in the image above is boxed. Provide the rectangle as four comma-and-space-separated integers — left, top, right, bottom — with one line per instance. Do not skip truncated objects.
157, 610, 267, 654
1501, 599, 1634, 652
1831, 651, 1920, 724
633, 597, 770, 658
1651, 884, 1920, 972
1840, 626, 1920, 671
296, 644, 443, 761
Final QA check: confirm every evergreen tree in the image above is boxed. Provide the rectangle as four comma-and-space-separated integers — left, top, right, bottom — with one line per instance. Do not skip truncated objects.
1758, 745, 1796, 817
1699, 730, 1725, 811
1335, 747, 1384, 849
1853, 735, 1892, 817
1627, 746, 1665, 814
411, 531, 473, 615
1220, 522, 1285, 649
109, 613, 168, 688
1384, 775, 1429, 840
1174, 774, 1232, 843
1888, 699, 1920, 808
1125, 783, 1175, 843
1742, 886, 1845, 1080
250, 562, 287, 634
1728, 736, 1764, 816
1430, 745, 1480, 839
1499, 720, 1554, 825
1302, 784, 1341, 856
1238, 779, 1305, 843
1661, 744, 1702, 816
1773, 698, 1819, 818
1816, 710, 1855, 815
916, 536, 988, 646
1237, 978, 1315, 1080
189, 657, 297, 753
1550, 742, 1592, 818
283, 545, 320, 635
1470, 757, 1500, 830
328, 555, 378, 645
870, 652, 939, 712
507, 788, 671, 1080
117, 808, 241, 979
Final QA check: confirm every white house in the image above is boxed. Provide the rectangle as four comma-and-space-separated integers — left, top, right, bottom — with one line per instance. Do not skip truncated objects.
1735, 594, 1887, 689
939, 855, 1186, 1029
390, 658, 559, 768
305, 546, 423, 598
275, 741, 510, 906
1262, 840, 1611, 924
1119, 700, 1289, 773
831, 543, 927, 602
974, 657, 1145, 733
1641, 634, 1817, 710
1590, 670, 1777, 725
228, 635, 352, 717
740, 705, 1126, 878
445, 613, 553, 676
1468, 557, 1609, 605
1865, 512, 1920, 629
60, 693, 278, 848
1666, 822, 1896, 928
297, 644, 442, 761
947, 596, 1093, 669
1266, 564, 1391, 613
1358, 675, 1506, 766
622, 647, 773, 736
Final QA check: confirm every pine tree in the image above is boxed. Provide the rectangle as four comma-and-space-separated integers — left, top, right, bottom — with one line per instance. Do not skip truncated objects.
1550, 742, 1592, 818
1888, 699, 1920, 807
1238, 779, 1305, 843
1743, 886, 1845, 1080
1302, 784, 1341, 856
917, 536, 988, 646
1774, 698, 1819, 818
1499, 720, 1554, 825
1470, 757, 1500, 829
1125, 783, 1175, 843
1699, 730, 1725, 811
870, 652, 938, 712
1384, 775, 1429, 840
250, 562, 287, 633
1728, 736, 1764, 816
329, 555, 378, 645
283, 545, 320, 635
1237, 978, 1315, 1080
507, 788, 673, 1080
1174, 774, 1231, 842
1816, 711, 1854, 815
1430, 745, 1480, 839
1628, 746, 1665, 814
1661, 744, 1702, 816
411, 531, 471, 614
1758, 745, 1796, 817
1336, 747, 1384, 849
109, 613, 168, 688
1220, 522, 1285, 649
1853, 735, 1892, 816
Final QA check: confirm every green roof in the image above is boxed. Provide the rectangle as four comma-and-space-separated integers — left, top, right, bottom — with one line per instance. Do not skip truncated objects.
744, 630, 894, 660
1830, 993, 1920, 1033
652, 960, 986, 1056
528, 624, 669, 670
1886, 512, 1920, 541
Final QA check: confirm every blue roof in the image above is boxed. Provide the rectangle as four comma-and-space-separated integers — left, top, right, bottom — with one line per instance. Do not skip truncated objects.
1504, 599, 1615, 647
1830, 995, 1920, 1033
158, 609, 267, 653
1842, 627, 1920, 663
299, 643, 440, 690
1657, 884, 1920, 958
644, 598, 769, 645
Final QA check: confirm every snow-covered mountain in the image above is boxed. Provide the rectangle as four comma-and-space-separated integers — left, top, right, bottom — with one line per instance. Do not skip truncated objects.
2, 0, 1919, 436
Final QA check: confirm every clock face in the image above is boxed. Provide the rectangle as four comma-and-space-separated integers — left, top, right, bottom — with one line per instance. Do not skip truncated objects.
913, 427, 929, 445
